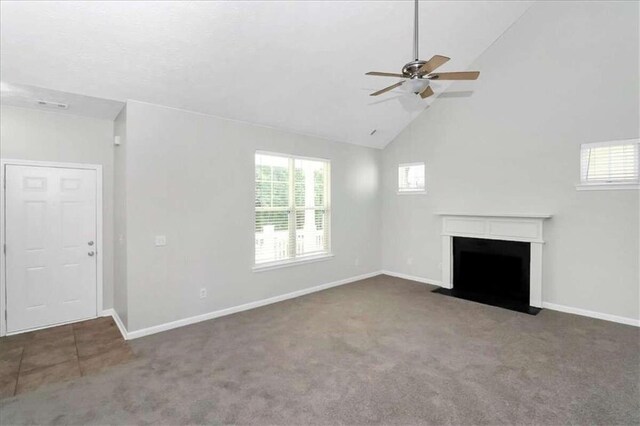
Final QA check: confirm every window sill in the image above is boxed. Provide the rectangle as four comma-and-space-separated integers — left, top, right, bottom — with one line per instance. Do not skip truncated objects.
576, 183, 640, 191
253, 253, 334, 272
397, 190, 427, 195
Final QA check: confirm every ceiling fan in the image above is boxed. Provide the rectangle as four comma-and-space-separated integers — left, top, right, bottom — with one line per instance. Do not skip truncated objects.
366, 0, 480, 99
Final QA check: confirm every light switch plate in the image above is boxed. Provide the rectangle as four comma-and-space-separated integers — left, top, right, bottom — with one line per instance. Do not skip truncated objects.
155, 235, 167, 247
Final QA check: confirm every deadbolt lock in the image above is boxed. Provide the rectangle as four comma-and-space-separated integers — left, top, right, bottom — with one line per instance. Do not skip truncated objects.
88, 241, 94, 246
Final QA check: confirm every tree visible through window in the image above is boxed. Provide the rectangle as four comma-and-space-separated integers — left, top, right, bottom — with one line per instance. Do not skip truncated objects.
255, 153, 330, 265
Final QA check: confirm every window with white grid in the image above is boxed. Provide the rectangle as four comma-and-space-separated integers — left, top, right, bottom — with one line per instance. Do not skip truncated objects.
580, 140, 639, 188
255, 152, 331, 267
398, 162, 426, 193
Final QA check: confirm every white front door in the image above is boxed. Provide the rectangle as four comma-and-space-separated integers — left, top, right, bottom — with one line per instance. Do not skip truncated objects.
5, 165, 98, 333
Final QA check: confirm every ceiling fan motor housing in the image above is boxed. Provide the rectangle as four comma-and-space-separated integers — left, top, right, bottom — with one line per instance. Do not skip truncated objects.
402, 59, 428, 77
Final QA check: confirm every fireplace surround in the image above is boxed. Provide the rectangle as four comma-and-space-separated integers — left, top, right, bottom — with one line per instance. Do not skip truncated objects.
436, 213, 551, 313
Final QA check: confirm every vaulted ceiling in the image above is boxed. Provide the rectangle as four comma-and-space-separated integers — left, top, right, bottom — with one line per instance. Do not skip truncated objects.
0, 1, 532, 148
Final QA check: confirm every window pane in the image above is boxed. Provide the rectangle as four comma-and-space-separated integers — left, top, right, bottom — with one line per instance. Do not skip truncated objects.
255, 152, 330, 265
255, 182, 272, 208
272, 182, 289, 207
272, 164, 289, 182
255, 154, 290, 208
581, 141, 639, 183
295, 209, 327, 256
255, 210, 290, 263
398, 163, 425, 192
314, 168, 325, 207
294, 167, 305, 207
294, 159, 327, 208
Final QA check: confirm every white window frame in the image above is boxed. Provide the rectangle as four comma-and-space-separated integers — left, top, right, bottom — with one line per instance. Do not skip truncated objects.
397, 162, 426, 195
576, 139, 640, 191
253, 151, 333, 272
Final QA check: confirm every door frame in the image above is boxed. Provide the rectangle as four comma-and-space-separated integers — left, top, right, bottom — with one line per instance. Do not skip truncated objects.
0, 159, 103, 337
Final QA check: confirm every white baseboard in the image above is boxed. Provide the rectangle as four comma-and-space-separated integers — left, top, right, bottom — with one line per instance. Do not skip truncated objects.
381, 270, 639, 328
541, 302, 639, 327
100, 270, 639, 341
122, 271, 382, 340
101, 308, 129, 340
380, 270, 443, 286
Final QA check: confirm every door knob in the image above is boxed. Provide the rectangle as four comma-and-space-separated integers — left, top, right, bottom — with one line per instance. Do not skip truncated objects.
88, 251, 95, 257
88, 241, 94, 246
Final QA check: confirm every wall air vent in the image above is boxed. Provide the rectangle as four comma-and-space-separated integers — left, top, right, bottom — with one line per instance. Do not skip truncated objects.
36, 99, 69, 109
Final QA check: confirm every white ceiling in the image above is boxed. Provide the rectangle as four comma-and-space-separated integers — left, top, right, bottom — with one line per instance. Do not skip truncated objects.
1, 82, 125, 120
0, 1, 532, 148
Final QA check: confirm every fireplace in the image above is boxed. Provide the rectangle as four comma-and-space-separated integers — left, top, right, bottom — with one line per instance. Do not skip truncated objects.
436, 213, 551, 314
440, 237, 536, 314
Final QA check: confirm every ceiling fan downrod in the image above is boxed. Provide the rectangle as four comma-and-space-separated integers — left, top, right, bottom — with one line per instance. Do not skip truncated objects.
413, 0, 419, 61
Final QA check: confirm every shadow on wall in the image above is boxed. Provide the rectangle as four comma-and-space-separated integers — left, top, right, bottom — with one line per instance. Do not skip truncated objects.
437, 91, 475, 99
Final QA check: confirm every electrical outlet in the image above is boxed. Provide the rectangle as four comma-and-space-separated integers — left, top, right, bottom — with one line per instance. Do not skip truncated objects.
407, 257, 413, 265
155, 235, 167, 247
354, 257, 360, 266
199, 288, 207, 299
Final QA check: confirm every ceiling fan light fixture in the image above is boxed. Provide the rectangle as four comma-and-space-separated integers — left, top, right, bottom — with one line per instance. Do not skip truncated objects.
403, 78, 429, 94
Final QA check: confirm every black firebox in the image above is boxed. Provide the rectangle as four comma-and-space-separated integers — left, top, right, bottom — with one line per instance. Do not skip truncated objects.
433, 237, 541, 315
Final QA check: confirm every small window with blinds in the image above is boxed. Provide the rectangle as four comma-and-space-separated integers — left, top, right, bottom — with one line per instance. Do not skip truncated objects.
579, 140, 639, 189
398, 162, 426, 194
255, 152, 331, 268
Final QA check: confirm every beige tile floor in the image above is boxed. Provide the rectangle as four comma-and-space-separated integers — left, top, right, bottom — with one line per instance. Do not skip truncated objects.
0, 317, 134, 398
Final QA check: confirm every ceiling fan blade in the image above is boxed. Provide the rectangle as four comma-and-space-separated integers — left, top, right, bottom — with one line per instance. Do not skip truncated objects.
419, 86, 434, 99
418, 55, 450, 75
366, 72, 408, 78
428, 71, 480, 80
370, 81, 404, 96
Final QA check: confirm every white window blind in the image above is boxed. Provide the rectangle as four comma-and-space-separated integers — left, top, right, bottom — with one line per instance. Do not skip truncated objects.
580, 140, 639, 185
255, 152, 330, 266
398, 163, 425, 193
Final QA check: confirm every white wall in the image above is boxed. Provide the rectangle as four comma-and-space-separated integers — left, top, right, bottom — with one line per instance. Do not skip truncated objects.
0, 105, 116, 310
381, 1, 639, 321
121, 100, 381, 332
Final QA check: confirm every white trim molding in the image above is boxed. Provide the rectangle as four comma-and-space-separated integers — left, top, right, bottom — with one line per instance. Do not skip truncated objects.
380, 270, 441, 286
542, 302, 639, 327
0, 159, 104, 337
438, 213, 552, 308
575, 183, 640, 191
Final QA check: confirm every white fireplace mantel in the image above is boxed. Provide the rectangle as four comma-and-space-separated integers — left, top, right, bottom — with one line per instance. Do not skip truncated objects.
439, 213, 552, 308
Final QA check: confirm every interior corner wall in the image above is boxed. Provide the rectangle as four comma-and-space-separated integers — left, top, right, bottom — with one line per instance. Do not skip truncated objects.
380, 1, 640, 321
0, 105, 117, 311
113, 107, 128, 328
121, 100, 382, 332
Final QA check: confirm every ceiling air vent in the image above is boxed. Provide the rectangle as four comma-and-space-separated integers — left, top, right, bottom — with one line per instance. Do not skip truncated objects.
36, 99, 68, 109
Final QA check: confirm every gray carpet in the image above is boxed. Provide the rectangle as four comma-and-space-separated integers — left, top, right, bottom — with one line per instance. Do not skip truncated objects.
1, 275, 638, 425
